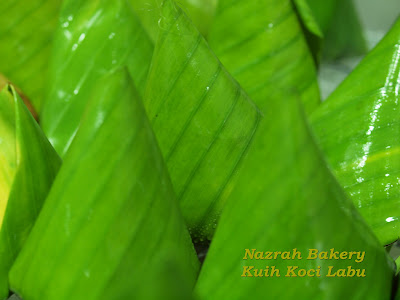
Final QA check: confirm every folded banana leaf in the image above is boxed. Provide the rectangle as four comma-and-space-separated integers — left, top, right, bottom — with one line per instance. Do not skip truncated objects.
176, 0, 218, 38
195, 92, 394, 299
0, 86, 60, 299
40, 0, 153, 157
303, 0, 337, 32
292, 0, 323, 38
9, 69, 199, 300
0, 0, 62, 112
322, 0, 367, 60
144, 0, 261, 240
311, 17, 400, 245
207, 0, 320, 114
299, 0, 367, 60
128, 0, 217, 40
127, 0, 162, 42
0, 75, 38, 121
291, 0, 323, 64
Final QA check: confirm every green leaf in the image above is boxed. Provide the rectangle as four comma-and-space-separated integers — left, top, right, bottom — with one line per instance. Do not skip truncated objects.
291, 0, 323, 64
128, 0, 162, 43
0, 0, 62, 112
311, 17, 400, 245
292, 0, 323, 38
9, 69, 199, 300
322, 0, 367, 60
0, 86, 61, 299
195, 92, 394, 299
207, 0, 320, 114
144, 0, 261, 240
304, 0, 335, 32
41, 0, 153, 157
128, 0, 217, 41
176, 0, 218, 38
306, 0, 367, 60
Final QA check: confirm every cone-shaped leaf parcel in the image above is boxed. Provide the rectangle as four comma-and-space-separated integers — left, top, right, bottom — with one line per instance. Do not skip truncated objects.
195, 93, 394, 299
0, 86, 61, 299
144, 0, 261, 240
0, 0, 62, 112
40, 0, 153, 157
207, 0, 320, 113
311, 18, 400, 245
9, 69, 199, 300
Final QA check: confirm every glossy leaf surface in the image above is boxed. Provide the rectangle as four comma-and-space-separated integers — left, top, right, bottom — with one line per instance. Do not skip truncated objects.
0, 86, 60, 299
311, 18, 400, 245
195, 92, 394, 299
144, 0, 261, 240
208, 0, 320, 114
41, 0, 153, 157
0, 0, 62, 112
10, 69, 199, 300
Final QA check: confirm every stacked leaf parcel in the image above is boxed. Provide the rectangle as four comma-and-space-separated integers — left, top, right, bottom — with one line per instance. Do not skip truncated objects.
0, 0, 399, 299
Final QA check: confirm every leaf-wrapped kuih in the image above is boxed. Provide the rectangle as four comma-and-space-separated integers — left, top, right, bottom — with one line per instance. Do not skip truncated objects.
0, 86, 61, 299
195, 92, 394, 300
40, 0, 153, 157
0, 0, 62, 112
144, 0, 261, 240
9, 69, 199, 300
207, 0, 320, 114
310, 17, 400, 245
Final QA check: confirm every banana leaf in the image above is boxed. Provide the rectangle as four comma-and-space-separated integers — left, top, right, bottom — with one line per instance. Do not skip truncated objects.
0, 75, 38, 121
0, 0, 62, 112
9, 69, 199, 300
310, 17, 400, 245
207, 0, 320, 114
322, 0, 367, 60
301, 0, 367, 61
303, 0, 336, 33
292, 0, 323, 38
40, 0, 153, 157
144, 0, 261, 240
195, 92, 394, 299
128, 0, 217, 40
291, 0, 323, 64
177, 0, 218, 38
0, 86, 61, 299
